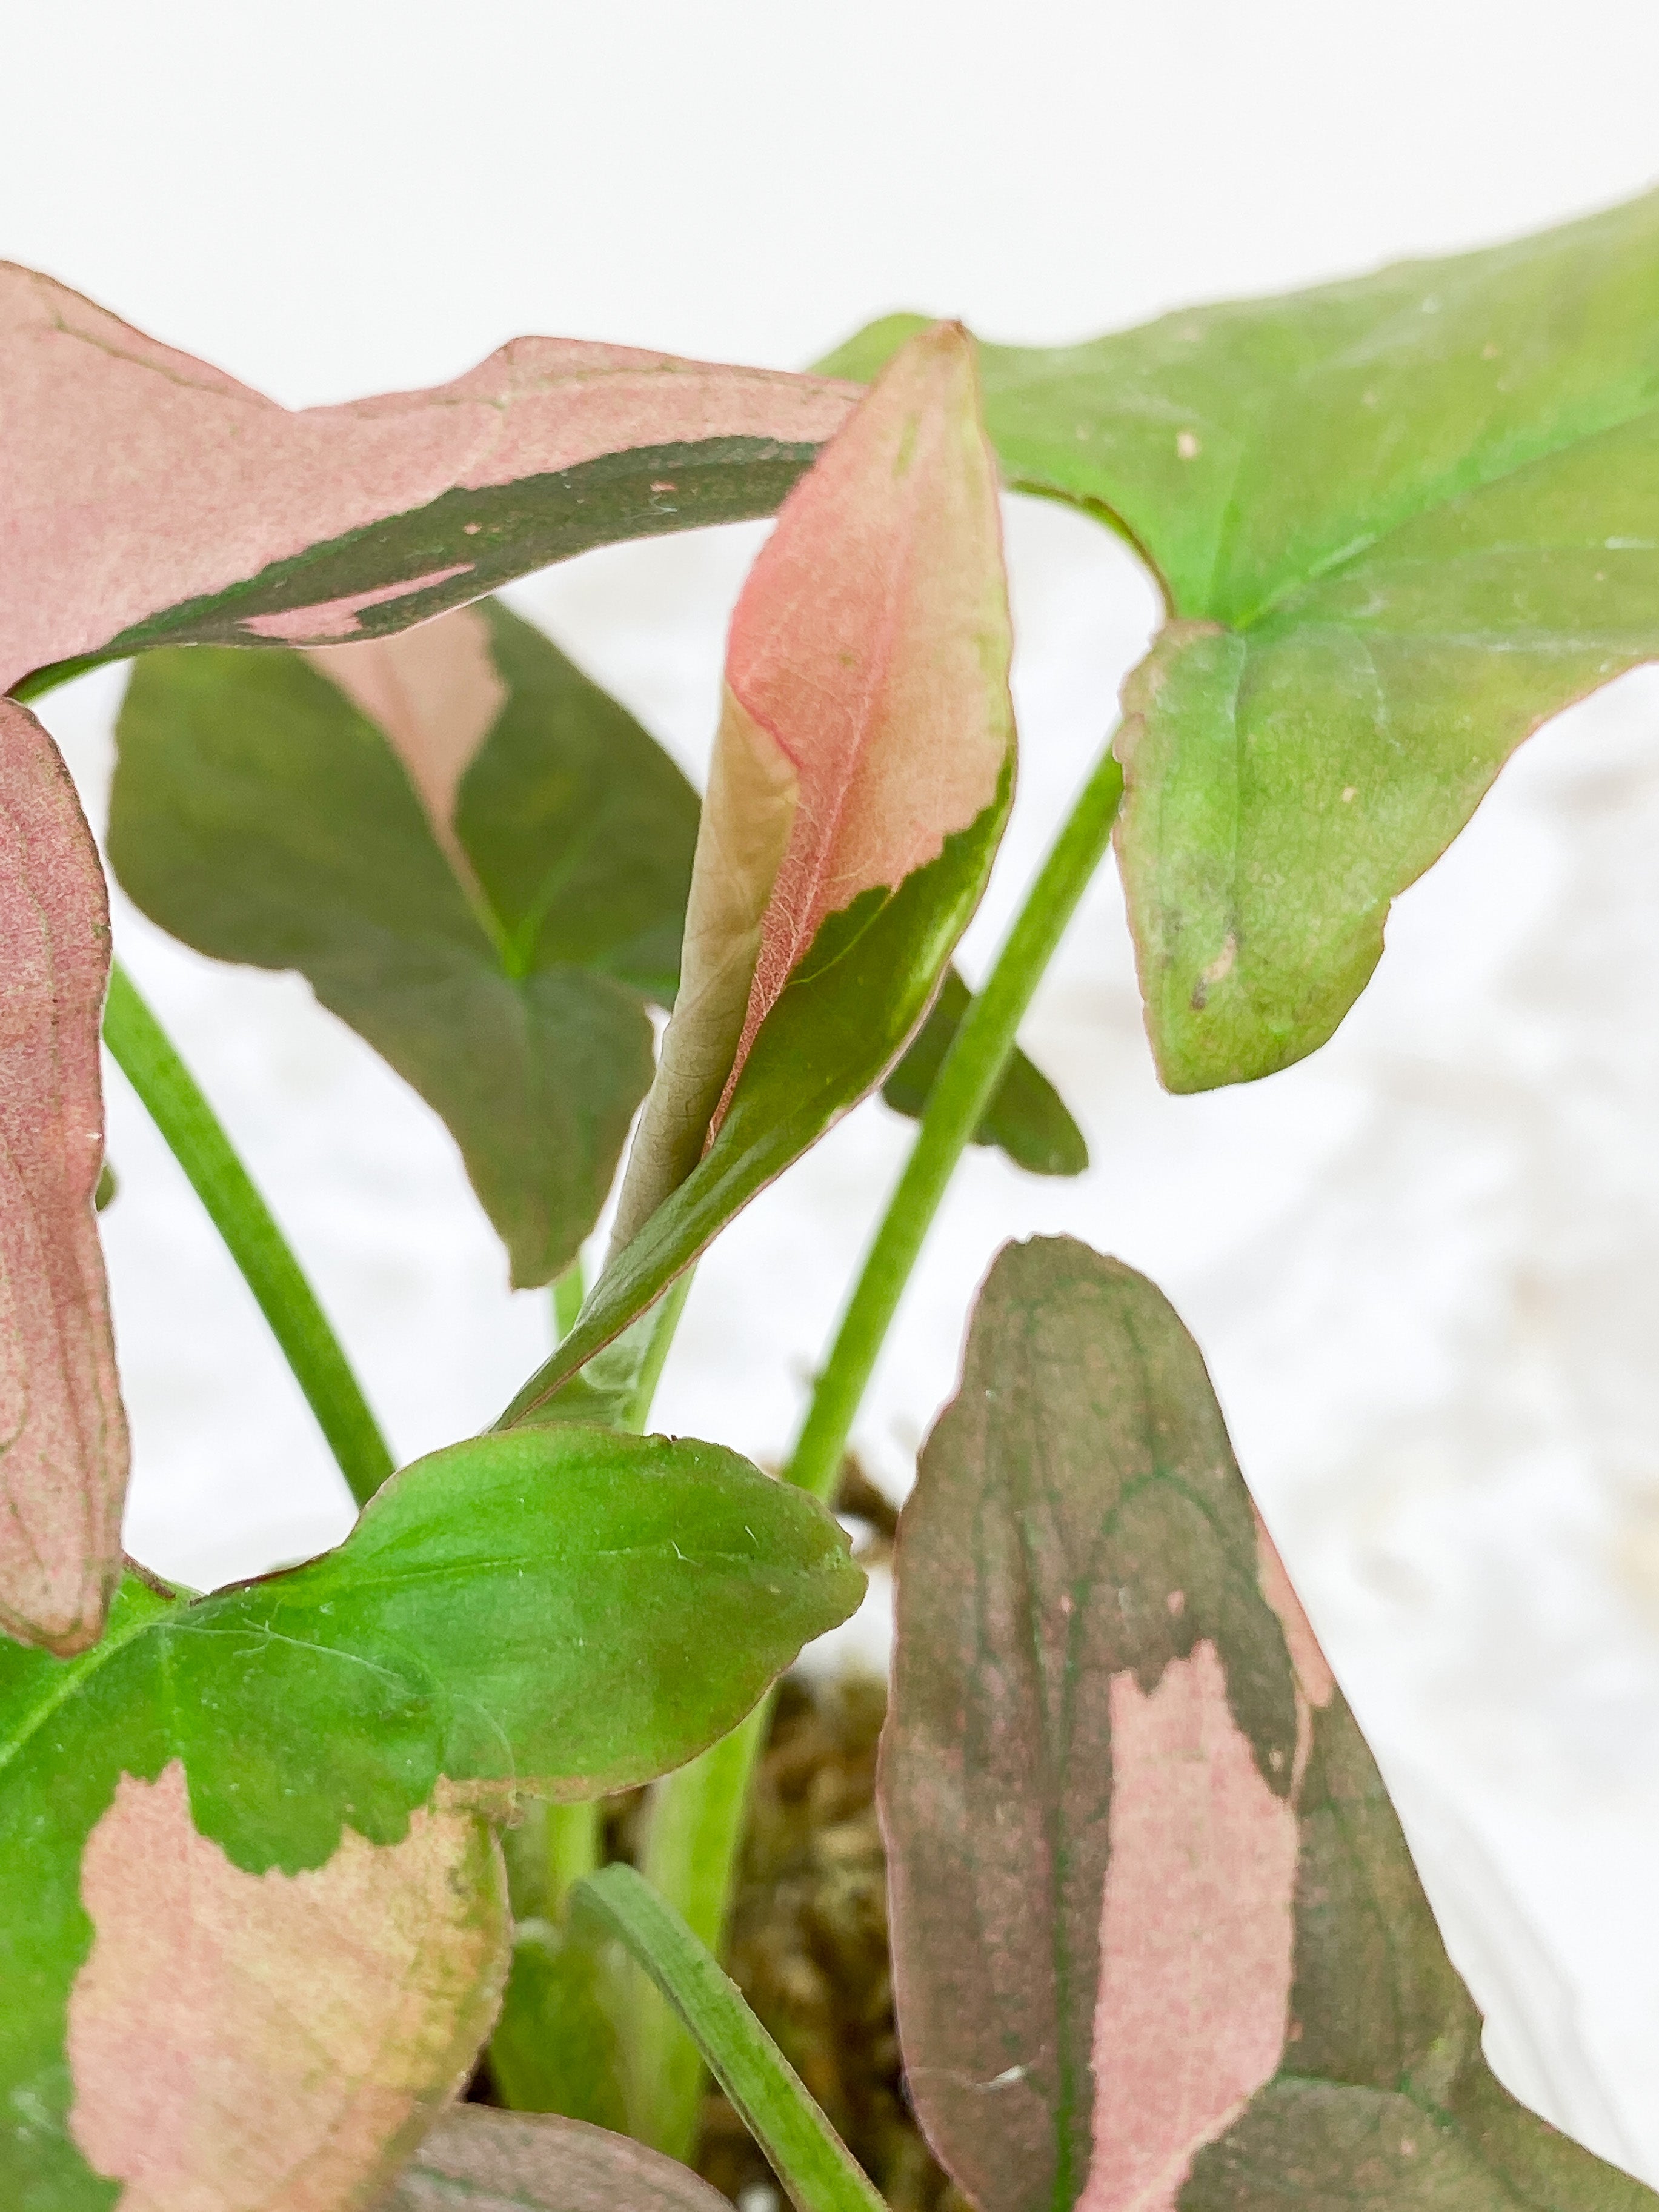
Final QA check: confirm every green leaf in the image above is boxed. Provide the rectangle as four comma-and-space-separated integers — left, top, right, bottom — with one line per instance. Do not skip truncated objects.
490, 1919, 631, 2134
822, 190, 1659, 1089
575, 1864, 886, 2212
384, 2105, 735, 2211
882, 968, 1087, 1176
0, 1429, 862, 2208
1, 261, 854, 697
111, 599, 698, 1287
881, 1235, 1654, 2212
502, 324, 1017, 1424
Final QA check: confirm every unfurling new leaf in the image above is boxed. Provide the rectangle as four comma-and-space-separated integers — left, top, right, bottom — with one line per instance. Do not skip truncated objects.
504, 319, 1017, 1424
882, 1236, 1655, 2212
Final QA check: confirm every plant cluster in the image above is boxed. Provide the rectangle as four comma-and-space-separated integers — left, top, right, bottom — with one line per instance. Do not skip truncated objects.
2, 188, 1658, 2210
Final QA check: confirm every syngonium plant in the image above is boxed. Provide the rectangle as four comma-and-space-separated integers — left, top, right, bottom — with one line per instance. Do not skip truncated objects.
0, 185, 1655, 2211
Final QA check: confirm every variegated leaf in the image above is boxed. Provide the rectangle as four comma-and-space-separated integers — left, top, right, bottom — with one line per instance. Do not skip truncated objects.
882, 1237, 1654, 2212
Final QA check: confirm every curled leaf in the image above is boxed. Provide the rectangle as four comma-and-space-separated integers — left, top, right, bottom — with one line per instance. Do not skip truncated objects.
505, 321, 1016, 1422
1, 261, 855, 695
67, 1765, 507, 2212
0, 699, 125, 1655
0, 1432, 860, 2207
882, 1236, 1655, 2212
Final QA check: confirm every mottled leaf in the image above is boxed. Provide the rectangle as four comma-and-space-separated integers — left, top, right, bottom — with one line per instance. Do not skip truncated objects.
882, 1236, 1654, 2212
0, 699, 125, 1656
111, 599, 697, 1286
384, 2105, 733, 2211
502, 322, 1016, 1423
821, 190, 1659, 1090
1, 261, 854, 697
67, 1767, 507, 2212
882, 969, 1087, 1176
0, 1429, 861, 2208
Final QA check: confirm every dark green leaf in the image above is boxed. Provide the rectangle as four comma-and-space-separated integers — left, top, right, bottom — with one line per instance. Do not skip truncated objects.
0, 1430, 861, 2208
111, 599, 697, 1286
822, 190, 1659, 1089
882, 1236, 1653, 2212
882, 969, 1087, 1176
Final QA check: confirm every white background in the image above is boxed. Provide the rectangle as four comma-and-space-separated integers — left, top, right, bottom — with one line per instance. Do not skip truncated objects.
10, 0, 1659, 2173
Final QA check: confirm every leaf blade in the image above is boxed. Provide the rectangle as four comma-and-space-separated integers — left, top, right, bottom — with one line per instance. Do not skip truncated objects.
880, 1235, 1657, 2212
1, 262, 856, 694
0, 699, 126, 1656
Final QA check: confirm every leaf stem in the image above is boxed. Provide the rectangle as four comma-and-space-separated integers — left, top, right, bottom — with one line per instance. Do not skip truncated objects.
631, 736, 1125, 2161
553, 1255, 586, 1345
786, 739, 1125, 1503
576, 1865, 886, 2212
101, 960, 395, 1509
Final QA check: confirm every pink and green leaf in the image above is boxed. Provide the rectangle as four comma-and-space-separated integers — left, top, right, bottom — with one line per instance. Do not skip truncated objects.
502, 321, 1017, 1425
0, 1429, 860, 2207
67, 1767, 508, 2212
2, 262, 855, 699
821, 188, 1659, 1092
881, 1236, 1656, 2212
0, 700, 125, 1656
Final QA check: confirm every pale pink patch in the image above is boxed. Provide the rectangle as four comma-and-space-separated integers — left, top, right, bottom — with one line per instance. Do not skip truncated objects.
714, 321, 1012, 1110
239, 565, 475, 643
0, 261, 857, 691
1079, 1642, 1298, 2212
0, 699, 126, 1654
1254, 1515, 1335, 1710
67, 1764, 509, 2212
310, 603, 507, 872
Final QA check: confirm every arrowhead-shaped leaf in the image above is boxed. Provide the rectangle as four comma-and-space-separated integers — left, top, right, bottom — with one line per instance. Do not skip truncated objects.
0, 1427, 861, 2207
0, 700, 125, 1657
503, 321, 1017, 1424
385, 2105, 734, 2211
821, 190, 1659, 1089
2, 261, 855, 698
882, 1236, 1654, 2212
111, 600, 698, 1286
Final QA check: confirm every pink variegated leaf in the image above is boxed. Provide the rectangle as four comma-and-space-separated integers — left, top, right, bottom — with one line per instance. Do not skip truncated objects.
0, 699, 125, 1656
1, 262, 855, 697
67, 1765, 510, 2212
882, 1237, 1655, 2212
505, 321, 1016, 1424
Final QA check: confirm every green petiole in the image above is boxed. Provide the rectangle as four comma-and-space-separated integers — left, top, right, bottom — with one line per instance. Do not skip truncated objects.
101, 960, 395, 1510
576, 1864, 886, 2212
